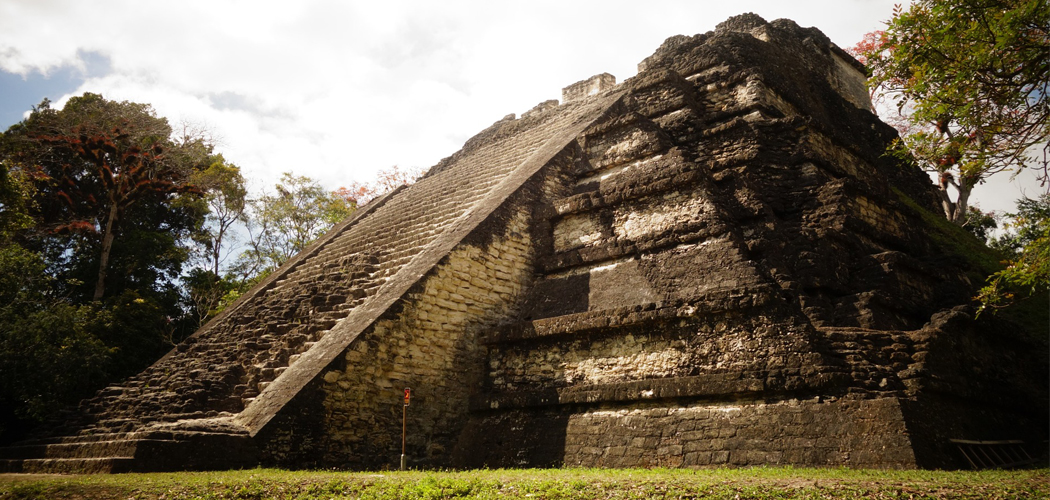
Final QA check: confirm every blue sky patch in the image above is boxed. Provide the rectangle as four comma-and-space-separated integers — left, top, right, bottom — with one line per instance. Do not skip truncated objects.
0, 50, 110, 129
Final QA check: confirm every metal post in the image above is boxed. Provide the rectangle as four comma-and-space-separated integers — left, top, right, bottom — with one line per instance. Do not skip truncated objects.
401, 387, 410, 471
400, 403, 406, 471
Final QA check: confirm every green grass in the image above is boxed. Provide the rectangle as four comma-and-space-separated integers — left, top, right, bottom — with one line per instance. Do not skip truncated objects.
1, 467, 1048, 499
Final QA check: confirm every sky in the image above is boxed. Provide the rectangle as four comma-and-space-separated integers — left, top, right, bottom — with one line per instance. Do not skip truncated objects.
0, 0, 1042, 213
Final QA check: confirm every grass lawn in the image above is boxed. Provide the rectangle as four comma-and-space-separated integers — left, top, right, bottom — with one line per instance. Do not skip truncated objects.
1, 467, 1047, 499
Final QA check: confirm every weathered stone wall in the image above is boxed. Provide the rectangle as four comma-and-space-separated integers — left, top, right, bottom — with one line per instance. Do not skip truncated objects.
253, 147, 587, 469
827, 48, 873, 112
563, 73, 617, 103
253, 203, 537, 469
453, 13, 1049, 470
317, 209, 534, 468
458, 397, 916, 468
486, 307, 822, 394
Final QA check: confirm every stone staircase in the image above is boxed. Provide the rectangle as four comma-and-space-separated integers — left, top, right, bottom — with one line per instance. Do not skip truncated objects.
0, 420, 258, 473
816, 327, 922, 394
0, 87, 625, 473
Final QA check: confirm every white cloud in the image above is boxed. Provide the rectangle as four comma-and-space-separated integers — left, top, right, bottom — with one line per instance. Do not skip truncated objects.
17, 0, 1035, 209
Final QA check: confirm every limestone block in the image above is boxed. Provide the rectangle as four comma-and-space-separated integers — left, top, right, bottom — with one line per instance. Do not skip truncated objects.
554, 214, 603, 253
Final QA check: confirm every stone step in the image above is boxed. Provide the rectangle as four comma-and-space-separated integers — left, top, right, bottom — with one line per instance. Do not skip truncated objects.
12, 431, 165, 447
0, 429, 259, 473
472, 372, 807, 412
0, 438, 151, 460
0, 457, 137, 474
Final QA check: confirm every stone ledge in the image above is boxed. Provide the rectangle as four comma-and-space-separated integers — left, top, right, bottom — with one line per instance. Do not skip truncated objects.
0, 457, 138, 474
471, 371, 852, 411
556, 149, 702, 216
0, 429, 258, 473
483, 285, 778, 345
541, 219, 731, 273
553, 112, 817, 222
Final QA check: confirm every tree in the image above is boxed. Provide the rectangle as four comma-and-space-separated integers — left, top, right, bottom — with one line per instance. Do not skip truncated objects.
235, 172, 355, 279
334, 165, 424, 206
963, 204, 1001, 243
0, 94, 214, 440
180, 156, 248, 327
0, 243, 112, 441
1, 93, 210, 302
57, 130, 202, 300
977, 194, 1050, 313
190, 155, 247, 276
855, 0, 1050, 224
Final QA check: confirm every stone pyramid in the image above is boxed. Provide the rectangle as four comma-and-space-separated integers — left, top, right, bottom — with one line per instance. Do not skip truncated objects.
2, 14, 1045, 473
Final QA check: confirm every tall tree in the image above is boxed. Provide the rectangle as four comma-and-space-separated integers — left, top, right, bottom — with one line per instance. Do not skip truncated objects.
181, 156, 248, 327
855, 0, 1049, 223
191, 155, 247, 276
0, 94, 217, 439
0, 94, 211, 424
56, 131, 202, 300
1, 93, 209, 302
236, 172, 354, 279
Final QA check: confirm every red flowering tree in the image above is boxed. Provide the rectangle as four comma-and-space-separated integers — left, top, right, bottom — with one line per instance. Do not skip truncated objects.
852, 0, 1049, 224
334, 165, 424, 206
2, 93, 210, 302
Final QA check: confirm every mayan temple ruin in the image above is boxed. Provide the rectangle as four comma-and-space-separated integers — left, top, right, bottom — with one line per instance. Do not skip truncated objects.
1, 14, 1046, 473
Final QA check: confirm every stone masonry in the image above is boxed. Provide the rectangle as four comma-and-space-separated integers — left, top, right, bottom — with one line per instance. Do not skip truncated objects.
1, 14, 1045, 472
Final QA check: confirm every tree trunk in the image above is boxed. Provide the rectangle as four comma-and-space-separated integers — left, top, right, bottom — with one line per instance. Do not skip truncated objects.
952, 185, 971, 225
212, 219, 229, 277
93, 202, 120, 301
937, 185, 957, 222
936, 175, 971, 225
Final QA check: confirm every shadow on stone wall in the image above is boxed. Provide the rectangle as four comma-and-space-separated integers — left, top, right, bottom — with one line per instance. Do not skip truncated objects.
451, 407, 570, 468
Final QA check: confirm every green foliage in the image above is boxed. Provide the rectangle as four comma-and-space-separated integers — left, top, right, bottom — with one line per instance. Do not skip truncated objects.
236, 172, 355, 278
0, 245, 112, 436
978, 194, 1050, 313
0, 243, 187, 441
0, 93, 209, 303
180, 156, 250, 326
183, 268, 245, 328
858, 0, 1050, 223
0, 94, 215, 440
93, 290, 180, 378
191, 155, 248, 276
962, 205, 1000, 244
0, 161, 36, 240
